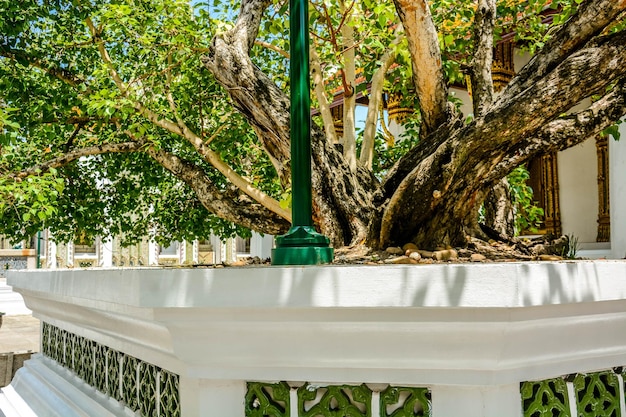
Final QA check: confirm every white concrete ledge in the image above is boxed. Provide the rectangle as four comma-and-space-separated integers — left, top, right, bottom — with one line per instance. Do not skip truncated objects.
4, 261, 626, 416
0, 355, 134, 417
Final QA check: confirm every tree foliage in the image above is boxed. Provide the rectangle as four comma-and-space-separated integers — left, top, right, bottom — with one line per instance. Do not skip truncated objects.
0, 0, 625, 250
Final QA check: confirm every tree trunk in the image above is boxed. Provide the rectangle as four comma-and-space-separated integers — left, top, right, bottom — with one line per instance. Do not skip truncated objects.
201, 0, 626, 252
483, 178, 515, 239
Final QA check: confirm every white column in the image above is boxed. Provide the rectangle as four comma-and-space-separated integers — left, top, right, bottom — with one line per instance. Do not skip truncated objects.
192, 240, 199, 264
179, 240, 186, 265
148, 240, 159, 266
431, 384, 522, 417
210, 235, 222, 264
66, 241, 74, 267
249, 232, 274, 260
100, 238, 113, 268
179, 377, 245, 417
610, 121, 626, 259
46, 237, 57, 269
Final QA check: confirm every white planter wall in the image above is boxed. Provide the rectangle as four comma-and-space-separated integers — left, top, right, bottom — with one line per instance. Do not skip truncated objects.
2, 262, 626, 416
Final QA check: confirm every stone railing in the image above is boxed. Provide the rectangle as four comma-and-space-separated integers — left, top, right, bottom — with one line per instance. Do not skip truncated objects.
2, 261, 626, 416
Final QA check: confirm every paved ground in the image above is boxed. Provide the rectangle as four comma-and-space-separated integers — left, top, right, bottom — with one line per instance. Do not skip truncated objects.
0, 278, 40, 354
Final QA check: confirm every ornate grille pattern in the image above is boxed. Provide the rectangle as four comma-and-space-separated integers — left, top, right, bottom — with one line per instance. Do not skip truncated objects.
380, 386, 431, 417
245, 383, 432, 417
298, 384, 372, 417
522, 368, 626, 417
521, 377, 571, 417
573, 371, 621, 417
41, 322, 180, 417
246, 381, 291, 417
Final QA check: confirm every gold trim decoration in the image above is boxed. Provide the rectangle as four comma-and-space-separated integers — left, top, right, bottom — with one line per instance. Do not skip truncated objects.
492, 41, 515, 92
596, 135, 610, 242
331, 104, 344, 138
541, 152, 562, 236
386, 92, 413, 125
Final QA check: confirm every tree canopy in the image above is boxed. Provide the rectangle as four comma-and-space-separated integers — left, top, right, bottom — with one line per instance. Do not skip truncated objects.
0, 0, 624, 251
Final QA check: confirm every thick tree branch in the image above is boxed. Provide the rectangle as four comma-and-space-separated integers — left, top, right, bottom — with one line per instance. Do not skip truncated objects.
341, 3, 357, 171
145, 146, 291, 236
86, 16, 291, 222
255, 40, 290, 59
203, 0, 380, 245
360, 33, 401, 169
482, 29, 626, 148
10, 142, 144, 179
235, 0, 272, 51
202, 0, 291, 185
486, 78, 626, 185
470, 0, 496, 117
496, 0, 626, 108
392, 0, 449, 137
310, 45, 339, 144
374, 30, 626, 249
129, 108, 292, 222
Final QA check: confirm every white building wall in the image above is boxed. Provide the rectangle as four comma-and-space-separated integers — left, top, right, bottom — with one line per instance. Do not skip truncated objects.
557, 138, 599, 244
611, 121, 626, 259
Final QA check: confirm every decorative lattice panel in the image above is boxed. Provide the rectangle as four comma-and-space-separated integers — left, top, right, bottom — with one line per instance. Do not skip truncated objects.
246, 381, 291, 417
297, 384, 372, 417
380, 386, 431, 417
160, 369, 181, 417
41, 322, 180, 417
139, 363, 158, 417
521, 378, 571, 417
522, 368, 626, 417
94, 343, 107, 393
106, 348, 122, 400
573, 371, 621, 417
122, 355, 140, 412
245, 383, 432, 417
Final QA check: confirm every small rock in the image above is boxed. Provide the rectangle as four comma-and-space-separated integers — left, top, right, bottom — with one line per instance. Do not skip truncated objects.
402, 243, 419, 252
408, 251, 422, 261
417, 250, 434, 258
384, 256, 418, 264
538, 254, 563, 261
433, 249, 459, 261
532, 244, 547, 255
385, 246, 404, 255
470, 253, 486, 262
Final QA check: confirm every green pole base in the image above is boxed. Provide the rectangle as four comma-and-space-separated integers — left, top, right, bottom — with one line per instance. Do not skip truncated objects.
271, 226, 334, 265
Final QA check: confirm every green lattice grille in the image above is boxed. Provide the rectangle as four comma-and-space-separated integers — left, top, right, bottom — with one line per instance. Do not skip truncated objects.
522, 369, 626, 417
246, 382, 291, 417
298, 384, 372, 417
139, 363, 158, 417
573, 371, 621, 417
122, 355, 140, 411
160, 370, 181, 417
245, 384, 433, 417
40, 322, 180, 417
380, 386, 431, 417
94, 343, 107, 393
42, 322, 51, 357
521, 378, 571, 417
106, 348, 121, 399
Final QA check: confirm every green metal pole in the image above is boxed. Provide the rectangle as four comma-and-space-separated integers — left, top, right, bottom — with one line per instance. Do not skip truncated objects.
290, 0, 312, 227
271, 0, 333, 265
36, 231, 41, 269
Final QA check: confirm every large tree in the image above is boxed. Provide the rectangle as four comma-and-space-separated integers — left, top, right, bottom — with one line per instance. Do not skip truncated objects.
0, 0, 624, 251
